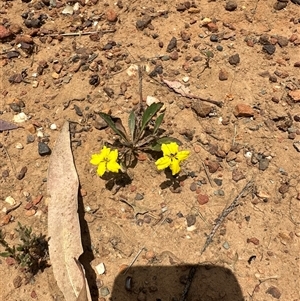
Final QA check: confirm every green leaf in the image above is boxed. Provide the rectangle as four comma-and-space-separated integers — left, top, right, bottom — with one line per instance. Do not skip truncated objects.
0, 252, 12, 257
141, 103, 163, 133
128, 110, 136, 140
99, 112, 129, 143
153, 113, 165, 134
151, 137, 182, 151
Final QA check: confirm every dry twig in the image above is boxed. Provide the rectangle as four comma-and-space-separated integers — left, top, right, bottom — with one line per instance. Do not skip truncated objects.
200, 180, 254, 255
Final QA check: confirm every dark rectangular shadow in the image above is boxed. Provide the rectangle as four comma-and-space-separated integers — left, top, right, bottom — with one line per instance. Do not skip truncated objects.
111, 264, 244, 301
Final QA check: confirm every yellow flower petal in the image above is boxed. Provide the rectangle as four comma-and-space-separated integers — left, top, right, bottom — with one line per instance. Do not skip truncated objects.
97, 162, 106, 176
108, 149, 119, 162
101, 146, 111, 158
167, 142, 179, 154
161, 143, 171, 156
155, 156, 171, 170
107, 160, 121, 173
169, 160, 181, 175
90, 154, 102, 165
176, 150, 190, 162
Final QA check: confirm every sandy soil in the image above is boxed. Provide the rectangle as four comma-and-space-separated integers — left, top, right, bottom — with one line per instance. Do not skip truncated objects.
1, 0, 300, 300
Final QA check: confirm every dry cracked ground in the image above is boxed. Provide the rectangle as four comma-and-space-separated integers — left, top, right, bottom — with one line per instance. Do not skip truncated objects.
0, 0, 300, 300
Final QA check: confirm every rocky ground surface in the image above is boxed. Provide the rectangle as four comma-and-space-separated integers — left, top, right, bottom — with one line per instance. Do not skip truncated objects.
0, 0, 300, 300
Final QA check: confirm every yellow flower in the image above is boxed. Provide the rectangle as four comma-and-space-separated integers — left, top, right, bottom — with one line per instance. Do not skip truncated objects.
155, 142, 190, 175
90, 146, 121, 176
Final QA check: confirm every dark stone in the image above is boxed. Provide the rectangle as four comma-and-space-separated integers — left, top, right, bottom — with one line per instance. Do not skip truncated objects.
38, 141, 51, 156
166, 37, 177, 53
258, 157, 269, 171
16, 166, 27, 180
27, 135, 35, 144
294, 115, 300, 122
213, 178, 223, 186
278, 183, 289, 194
73, 104, 83, 117
186, 214, 196, 227
134, 193, 144, 201
9, 103, 21, 113
259, 34, 270, 45
228, 53, 240, 65
266, 286, 281, 299
136, 16, 152, 30
262, 44, 276, 55
269, 75, 277, 82
225, 0, 237, 11
274, 1, 287, 10
7, 51, 20, 59
216, 45, 223, 51
210, 34, 218, 42
149, 65, 163, 77
89, 74, 99, 86
103, 87, 114, 98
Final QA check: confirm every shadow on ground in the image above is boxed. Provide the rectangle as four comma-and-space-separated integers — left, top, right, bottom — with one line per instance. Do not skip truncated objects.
111, 264, 244, 301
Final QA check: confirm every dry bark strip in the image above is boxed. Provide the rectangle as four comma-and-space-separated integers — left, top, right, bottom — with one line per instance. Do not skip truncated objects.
47, 121, 91, 301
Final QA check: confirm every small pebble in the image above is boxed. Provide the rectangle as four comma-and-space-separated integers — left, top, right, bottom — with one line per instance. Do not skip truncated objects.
135, 193, 144, 201
38, 142, 51, 156
166, 37, 177, 53
258, 157, 269, 171
50, 123, 57, 130
223, 241, 230, 249
263, 44, 276, 55
95, 263, 106, 275
225, 0, 237, 11
213, 178, 222, 186
15, 142, 24, 149
186, 214, 196, 227
190, 182, 197, 191
27, 135, 35, 144
16, 166, 27, 180
13, 112, 28, 123
5, 196, 16, 206
197, 194, 209, 205
13, 276, 22, 288
100, 287, 110, 297
247, 237, 260, 245
266, 286, 281, 299
106, 9, 118, 22
219, 69, 228, 81
228, 53, 240, 65
216, 45, 223, 51
210, 34, 218, 42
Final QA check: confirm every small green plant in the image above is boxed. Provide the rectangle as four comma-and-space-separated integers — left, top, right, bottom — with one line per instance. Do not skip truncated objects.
0, 222, 48, 275
98, 102, 181, 170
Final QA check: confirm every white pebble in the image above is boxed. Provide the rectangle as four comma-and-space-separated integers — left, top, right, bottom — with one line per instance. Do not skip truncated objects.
244, 151, 252, 158
126, 64, 138, 77
95, 263, 106, 275
62, 4, 74, 15
50, 123, 57, 130
5, 196, 16, 206
37, 130, 44, 138
13, 112, 28, 123
182, 76, 189, 83
32, 80, 39, 88
15, 142, 24, 149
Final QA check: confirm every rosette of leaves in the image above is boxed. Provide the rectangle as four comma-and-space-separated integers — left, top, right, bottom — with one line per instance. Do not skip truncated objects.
99, 102, 181, 168
0, 222, 48, 275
